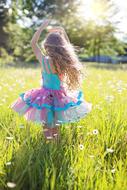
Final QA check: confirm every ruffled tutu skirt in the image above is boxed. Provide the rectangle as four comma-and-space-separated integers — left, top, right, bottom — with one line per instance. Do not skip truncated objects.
10, 87, 92, 128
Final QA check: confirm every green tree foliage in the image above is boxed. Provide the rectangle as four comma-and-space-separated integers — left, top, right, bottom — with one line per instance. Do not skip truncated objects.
63, 0, 126, 58
0, 0, 127, 64
0, 0, 9, 49
1, 0, 81, 63
0, 0, 15, 64
19, 0, 80, 22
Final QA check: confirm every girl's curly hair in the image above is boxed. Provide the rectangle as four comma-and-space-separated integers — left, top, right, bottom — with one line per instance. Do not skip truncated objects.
43, 32, 84, 90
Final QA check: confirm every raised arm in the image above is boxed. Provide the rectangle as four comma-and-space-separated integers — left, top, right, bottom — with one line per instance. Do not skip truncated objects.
30, 19, 50, 66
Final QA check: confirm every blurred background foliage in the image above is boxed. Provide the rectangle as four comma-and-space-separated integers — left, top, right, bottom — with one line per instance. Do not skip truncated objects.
0, 0, 127, 65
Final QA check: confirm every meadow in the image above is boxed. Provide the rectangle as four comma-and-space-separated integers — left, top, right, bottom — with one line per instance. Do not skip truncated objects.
0, 63, 127, 190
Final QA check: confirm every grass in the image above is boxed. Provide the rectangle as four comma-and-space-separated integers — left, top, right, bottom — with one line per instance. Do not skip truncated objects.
0, 62, 127, 190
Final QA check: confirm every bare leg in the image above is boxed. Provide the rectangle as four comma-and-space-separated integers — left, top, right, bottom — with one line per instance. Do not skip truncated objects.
51, 127, 60, 143
43, 124, 60, 142
43, 124, 54, 140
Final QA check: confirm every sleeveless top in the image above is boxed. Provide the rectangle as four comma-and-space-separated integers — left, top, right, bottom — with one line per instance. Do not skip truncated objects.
41, 57, 63, 90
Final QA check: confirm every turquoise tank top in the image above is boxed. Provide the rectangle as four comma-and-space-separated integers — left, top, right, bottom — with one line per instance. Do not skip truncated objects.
41, 57, 61, 90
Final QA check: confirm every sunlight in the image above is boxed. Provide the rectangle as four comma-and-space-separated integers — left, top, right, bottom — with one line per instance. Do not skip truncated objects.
77, 0, 109, 24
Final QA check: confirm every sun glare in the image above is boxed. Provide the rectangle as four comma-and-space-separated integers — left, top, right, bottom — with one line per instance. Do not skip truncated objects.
77, 0, 108, 24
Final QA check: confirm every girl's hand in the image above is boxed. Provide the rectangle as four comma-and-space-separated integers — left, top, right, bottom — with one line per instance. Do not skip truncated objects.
40, 19, 51, 29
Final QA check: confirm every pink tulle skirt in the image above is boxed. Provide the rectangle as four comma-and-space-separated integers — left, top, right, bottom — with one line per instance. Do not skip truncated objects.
10, 86, 92, 128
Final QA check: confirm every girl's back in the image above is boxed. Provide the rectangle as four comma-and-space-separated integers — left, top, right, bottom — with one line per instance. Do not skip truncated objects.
41, 56, 63, 90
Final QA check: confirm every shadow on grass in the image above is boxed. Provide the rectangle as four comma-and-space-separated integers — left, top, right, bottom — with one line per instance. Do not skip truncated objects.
2, 123, 78, 190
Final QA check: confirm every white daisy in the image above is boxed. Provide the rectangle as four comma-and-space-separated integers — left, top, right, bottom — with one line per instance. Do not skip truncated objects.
79, 144, 84, 150
111, 168, 116, 173
117, 88, 123, 93
7, 182, 16, 188
6, 162, 12, 166
106, 148, 114, 153
92, 129, 99, 135
19, 125, 24, 129
89, 155, 95, 158
6, 137, 14, 140
77, 125, 83, 128
105, 95, 114, 103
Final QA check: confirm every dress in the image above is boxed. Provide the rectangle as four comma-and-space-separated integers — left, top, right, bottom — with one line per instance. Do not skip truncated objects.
10, 56, 92, 128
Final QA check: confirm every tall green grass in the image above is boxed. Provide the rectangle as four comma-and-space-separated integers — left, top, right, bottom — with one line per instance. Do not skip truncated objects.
0, 63, 127, 190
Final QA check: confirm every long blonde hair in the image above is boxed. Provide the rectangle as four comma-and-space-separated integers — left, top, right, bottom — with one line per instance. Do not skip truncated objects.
43, 32, 83, 90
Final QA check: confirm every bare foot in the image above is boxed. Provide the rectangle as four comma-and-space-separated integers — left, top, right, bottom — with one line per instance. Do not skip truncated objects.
51, 127, 58, 135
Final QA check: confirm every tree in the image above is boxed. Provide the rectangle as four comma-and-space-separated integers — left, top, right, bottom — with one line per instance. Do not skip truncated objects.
1, 0, 82, 63
63, 0, 126, 60
0, 0, 9, 49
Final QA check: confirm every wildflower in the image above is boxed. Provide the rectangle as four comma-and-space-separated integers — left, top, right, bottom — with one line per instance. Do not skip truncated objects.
111, 168, 116, 173
6, 136, 14, 140
117, 88, 123, 94
77, 125, 83, 128
92, 129, 99, 135
106, 148, 114, 153
88, 155, 95, 158
6, 162, 12, 166
19, 125, 24, 129
105, 95, 114, 103
94, 104, 102, 110
79, 144, 84, 150
7, 182, 16, 188
46, 136, 54, 140
116, 80, 123, 86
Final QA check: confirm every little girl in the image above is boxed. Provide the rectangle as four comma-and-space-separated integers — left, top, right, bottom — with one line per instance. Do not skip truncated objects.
10, 19, 92, 142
